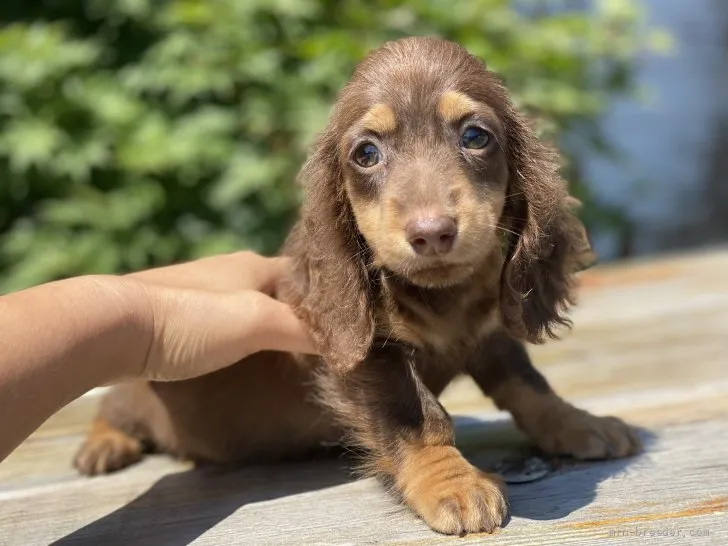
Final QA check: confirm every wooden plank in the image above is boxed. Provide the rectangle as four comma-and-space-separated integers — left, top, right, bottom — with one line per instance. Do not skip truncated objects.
1, 420, 726, 545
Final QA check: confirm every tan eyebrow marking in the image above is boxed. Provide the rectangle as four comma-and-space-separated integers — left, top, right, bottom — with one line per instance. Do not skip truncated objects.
437, 91, 478, 122
360, 103, 397, 134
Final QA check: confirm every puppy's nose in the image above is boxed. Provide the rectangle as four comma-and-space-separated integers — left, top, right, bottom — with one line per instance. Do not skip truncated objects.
406, 216, 457, 256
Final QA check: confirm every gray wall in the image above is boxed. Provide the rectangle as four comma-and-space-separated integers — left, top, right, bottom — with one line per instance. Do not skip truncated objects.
585, 0, 728, 260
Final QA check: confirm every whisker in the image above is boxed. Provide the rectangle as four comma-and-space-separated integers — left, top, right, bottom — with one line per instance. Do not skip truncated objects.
493, 226, 520, 238
483, 222, 520, 238
503, 190, 526, 199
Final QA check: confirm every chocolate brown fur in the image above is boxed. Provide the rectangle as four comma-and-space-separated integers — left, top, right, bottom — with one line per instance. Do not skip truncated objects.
75, 37, 639, 535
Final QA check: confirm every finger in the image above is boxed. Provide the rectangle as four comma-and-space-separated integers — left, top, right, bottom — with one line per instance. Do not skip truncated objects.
127, 253, 243, 289
241, 291, 317, 356
129, 252, 290, 293
249, 256, 292, 295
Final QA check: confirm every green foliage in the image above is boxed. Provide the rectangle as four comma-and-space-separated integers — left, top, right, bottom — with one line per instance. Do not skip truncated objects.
0, 0, 669, 292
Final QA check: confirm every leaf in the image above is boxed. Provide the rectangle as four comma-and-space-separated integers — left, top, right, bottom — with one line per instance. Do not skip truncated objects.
208, 147, 290, 209
0, 118, 66, 172
0, 23, 100, 89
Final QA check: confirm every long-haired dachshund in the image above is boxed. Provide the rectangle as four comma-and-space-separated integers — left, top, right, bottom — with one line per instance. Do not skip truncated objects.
74, 36, 641, 535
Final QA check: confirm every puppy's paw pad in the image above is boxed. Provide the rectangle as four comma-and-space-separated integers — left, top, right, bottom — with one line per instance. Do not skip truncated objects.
73, 426, 142, 476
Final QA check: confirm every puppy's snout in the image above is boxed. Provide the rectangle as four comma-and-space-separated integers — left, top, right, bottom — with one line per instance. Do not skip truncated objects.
406, 216, 457, 256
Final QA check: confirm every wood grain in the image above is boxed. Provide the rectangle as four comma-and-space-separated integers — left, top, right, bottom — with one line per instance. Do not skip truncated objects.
1, 247, 727, 545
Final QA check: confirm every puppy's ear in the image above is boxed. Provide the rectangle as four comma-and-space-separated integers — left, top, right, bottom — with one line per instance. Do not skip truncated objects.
498, 108, 596, 344
284, 127, 375, 373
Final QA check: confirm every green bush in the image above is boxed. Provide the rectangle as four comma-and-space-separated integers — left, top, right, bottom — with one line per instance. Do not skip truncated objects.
0, 0, 669, 292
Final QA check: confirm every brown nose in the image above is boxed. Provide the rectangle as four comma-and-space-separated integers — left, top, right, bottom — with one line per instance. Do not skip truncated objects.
406, 216, 457, 256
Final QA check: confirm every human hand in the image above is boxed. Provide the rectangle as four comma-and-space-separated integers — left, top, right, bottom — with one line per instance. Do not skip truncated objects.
119, 251, 315, 382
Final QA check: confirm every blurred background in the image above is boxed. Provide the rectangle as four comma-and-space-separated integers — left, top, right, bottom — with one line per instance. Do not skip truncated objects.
0, 0, 725, 293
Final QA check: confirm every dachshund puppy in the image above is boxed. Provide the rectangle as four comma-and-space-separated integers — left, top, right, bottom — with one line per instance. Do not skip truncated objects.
74, 36, 640, 535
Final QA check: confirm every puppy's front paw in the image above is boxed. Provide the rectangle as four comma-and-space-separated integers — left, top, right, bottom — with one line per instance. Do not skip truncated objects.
397, 446, 509, 535
524, 402, 641, 460
73, 419, 143, 476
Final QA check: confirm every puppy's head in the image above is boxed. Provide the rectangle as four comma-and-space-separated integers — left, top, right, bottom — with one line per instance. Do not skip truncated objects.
293, 37, 594, 372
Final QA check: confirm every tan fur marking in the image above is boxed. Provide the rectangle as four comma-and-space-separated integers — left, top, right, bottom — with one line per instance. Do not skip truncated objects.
360, 103, 397, 134
396, 445, 508, 534
73, 418, 142, 476
437, 91, 478, 123
347, 191, 383, 243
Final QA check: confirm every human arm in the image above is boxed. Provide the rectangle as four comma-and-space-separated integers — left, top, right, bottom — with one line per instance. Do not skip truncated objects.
0, 252, 314, 462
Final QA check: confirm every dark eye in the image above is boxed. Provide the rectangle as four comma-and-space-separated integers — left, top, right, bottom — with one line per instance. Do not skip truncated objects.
353, 142, 381, 168
460, 126, 491, 150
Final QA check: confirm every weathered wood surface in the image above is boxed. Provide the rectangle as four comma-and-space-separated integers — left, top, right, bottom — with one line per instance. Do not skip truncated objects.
2, 247, 727, 545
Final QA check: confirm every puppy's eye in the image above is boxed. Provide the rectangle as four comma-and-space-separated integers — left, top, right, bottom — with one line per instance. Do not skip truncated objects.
460, 126, 490, 150
353, 143, 381, 168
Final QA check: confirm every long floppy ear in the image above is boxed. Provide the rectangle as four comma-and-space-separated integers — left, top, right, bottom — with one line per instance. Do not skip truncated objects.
498, 107, 596, 344
283, 126, 375, 373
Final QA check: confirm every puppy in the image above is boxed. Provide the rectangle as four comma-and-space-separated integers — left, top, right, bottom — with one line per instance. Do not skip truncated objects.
74, 36, 640, 535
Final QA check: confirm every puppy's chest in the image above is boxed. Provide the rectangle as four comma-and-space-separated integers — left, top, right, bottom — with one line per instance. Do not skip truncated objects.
375, 282, 499, 357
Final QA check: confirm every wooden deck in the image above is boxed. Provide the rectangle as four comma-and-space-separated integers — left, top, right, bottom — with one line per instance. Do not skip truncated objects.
2, 247, 728, 545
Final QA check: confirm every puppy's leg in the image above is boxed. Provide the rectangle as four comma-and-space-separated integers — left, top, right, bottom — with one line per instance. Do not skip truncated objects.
74, 382, 172, 475
467, 331, 641, 459
73, 418, 143, 476
319, 346, 508, 535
